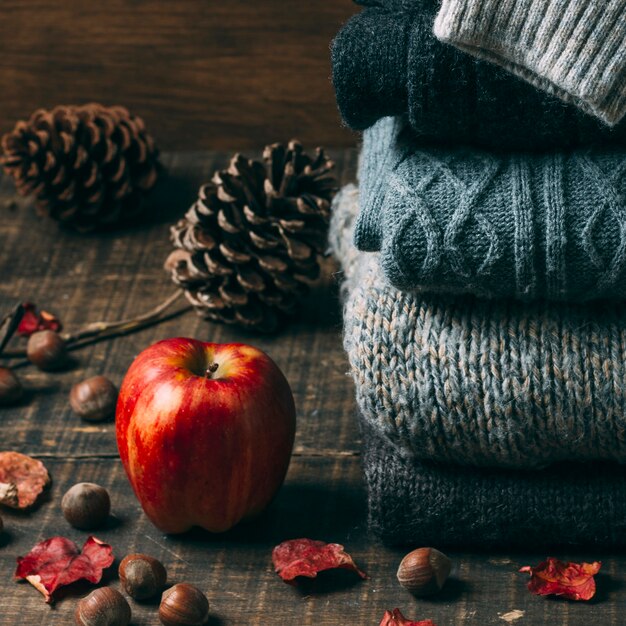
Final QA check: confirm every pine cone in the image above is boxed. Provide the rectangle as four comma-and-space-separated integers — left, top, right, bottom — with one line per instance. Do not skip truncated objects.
165, 141, 337, 332
1, 103, 160, 232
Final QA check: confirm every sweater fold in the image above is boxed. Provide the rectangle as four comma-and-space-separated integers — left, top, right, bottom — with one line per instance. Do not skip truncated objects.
331, 185, 626, 469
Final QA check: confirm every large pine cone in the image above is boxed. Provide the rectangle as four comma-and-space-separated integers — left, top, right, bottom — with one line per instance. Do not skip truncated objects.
165, 141, 337, 332
1, 103, 160, 232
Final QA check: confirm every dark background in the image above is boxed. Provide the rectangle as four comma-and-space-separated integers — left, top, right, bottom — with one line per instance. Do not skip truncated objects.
0, 0, 357, 150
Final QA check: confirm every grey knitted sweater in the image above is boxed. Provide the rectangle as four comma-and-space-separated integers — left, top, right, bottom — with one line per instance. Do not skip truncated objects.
331, 185, 626, 468
356, 117, 626, 301
434, 0, 626, 126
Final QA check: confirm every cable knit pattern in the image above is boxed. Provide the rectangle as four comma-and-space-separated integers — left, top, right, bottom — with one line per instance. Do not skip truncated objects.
331, 3, 626, 149
357, 117, 626, 301
434, 0, 626, 126
360, 415, 626, 547
331, 186, 626, 468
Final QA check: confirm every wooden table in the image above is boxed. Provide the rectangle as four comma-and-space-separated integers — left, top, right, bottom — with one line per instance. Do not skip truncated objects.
0, 151, 619, 625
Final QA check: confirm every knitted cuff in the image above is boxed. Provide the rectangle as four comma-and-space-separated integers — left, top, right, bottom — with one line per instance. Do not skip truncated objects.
434, 0, 626, 126
354, 117, 409, 252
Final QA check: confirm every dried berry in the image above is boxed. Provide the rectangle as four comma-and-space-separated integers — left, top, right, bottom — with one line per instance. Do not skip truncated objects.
0, 367, 22, 405
61, 482, 110, 530
396, 547, 451, 597
17, 303, 62, 337
75, 587, 131, 626
26, 330, 68, 371
159, 583, 209, 626
119, 553, 167, 600
70, 376, 118, 422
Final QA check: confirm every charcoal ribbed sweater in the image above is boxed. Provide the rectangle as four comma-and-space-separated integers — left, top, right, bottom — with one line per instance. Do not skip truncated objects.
361, 414, 626, 547
332, 3, 626, 149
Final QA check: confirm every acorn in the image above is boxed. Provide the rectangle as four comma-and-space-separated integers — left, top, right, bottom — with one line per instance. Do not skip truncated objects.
26, 330, 68, 371
0, 367, 22, 405
61, 482, 111, 529
396, 547, 451, 597
70, 376, 118, 422
159, 583, 210, 626
119, 553, 167, 600
74, 587, 131, 626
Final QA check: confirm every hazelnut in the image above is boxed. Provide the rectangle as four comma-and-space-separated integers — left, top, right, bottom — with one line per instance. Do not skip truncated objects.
119, 553, 167, 600
0, 367, 22, 405
159, 583, 210, 626
396, 547, 451, 597
62, 482, 110, 529
27, 330, 68, 371
75, 587, 131, 626
70, 376, 118, 422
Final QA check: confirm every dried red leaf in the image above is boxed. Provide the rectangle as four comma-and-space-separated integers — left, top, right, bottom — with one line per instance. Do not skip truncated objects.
380, 609, 436, 626
520, 557, 601, 601
0, 451, 50, 508
272, 538, 367, 584
17, 303, 62, 337
15, 536, 114, 603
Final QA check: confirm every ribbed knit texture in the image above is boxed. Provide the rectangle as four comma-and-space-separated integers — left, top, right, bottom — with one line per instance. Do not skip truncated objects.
434, 0, 626, 126
330, 185, 626, 469
360, 415, 626, 547
356, 117, 626, 301
331, 4, 626, 149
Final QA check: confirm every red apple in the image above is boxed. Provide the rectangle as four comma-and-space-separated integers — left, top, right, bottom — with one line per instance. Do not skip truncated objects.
116, 337, 296, 534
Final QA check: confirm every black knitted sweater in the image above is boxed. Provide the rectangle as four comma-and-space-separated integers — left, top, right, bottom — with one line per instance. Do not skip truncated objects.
331, 2, 626, 150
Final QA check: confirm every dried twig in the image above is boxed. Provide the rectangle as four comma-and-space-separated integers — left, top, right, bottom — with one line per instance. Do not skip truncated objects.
2, 290, 191, 363
0, 303, 25, 356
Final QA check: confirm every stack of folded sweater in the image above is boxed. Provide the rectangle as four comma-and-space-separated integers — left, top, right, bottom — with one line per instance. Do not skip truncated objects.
330, 0, 626, 547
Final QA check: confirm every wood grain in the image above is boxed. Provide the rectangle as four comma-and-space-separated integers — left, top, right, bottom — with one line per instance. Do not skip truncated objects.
0, 153, 623, 625
0, 1, 358, 150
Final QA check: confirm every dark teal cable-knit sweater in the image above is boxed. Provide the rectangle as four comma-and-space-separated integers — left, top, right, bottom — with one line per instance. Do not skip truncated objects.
356, 117, 626, 301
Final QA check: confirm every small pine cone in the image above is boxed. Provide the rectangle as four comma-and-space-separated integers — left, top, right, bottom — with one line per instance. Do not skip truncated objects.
1, 103, 160, 232
165, 141, 337, 332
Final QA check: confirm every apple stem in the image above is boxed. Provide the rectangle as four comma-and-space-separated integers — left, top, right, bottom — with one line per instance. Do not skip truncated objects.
205, 363, 219, 378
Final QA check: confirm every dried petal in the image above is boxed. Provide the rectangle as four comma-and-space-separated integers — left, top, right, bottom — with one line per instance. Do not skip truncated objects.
17, 303, 62, 337
380, 609, 436, 626
272, 538, 366, 584
15, 536, 114, 603
0, 451, 50, 508
520, 557, 601, 601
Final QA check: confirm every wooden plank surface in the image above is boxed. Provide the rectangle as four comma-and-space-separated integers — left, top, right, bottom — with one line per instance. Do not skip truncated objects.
0, 1, 358, 150
0, 152, 624, 625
